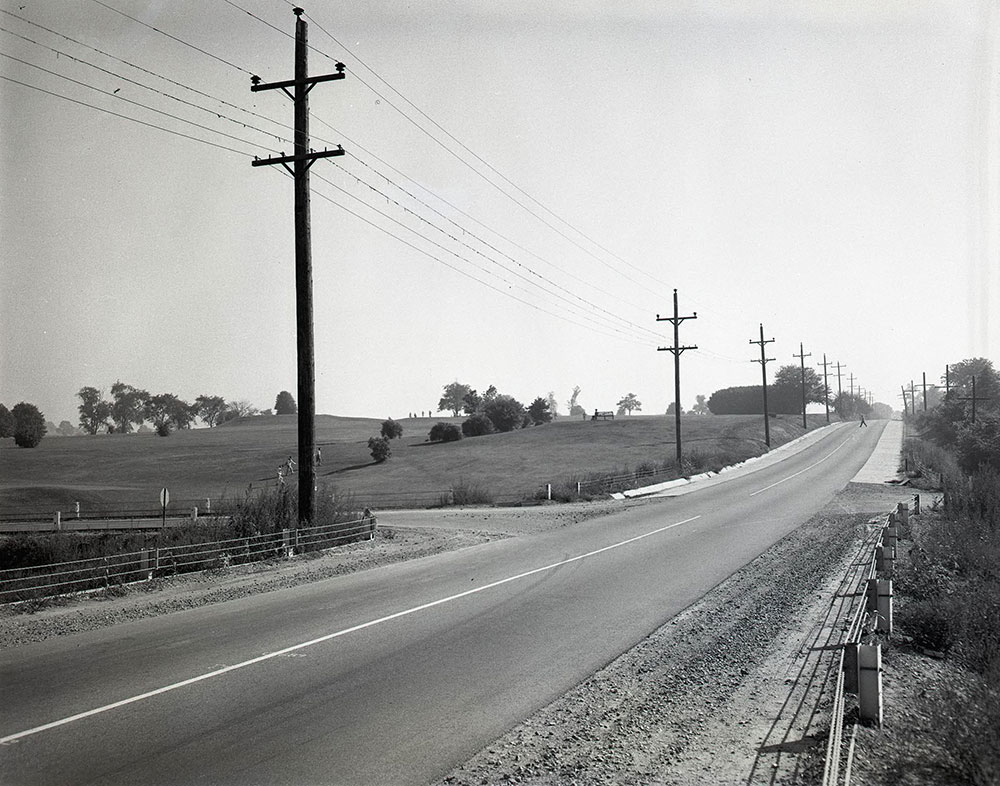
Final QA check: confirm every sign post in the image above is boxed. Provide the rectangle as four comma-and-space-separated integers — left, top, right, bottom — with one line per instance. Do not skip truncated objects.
160, 487, 169, 529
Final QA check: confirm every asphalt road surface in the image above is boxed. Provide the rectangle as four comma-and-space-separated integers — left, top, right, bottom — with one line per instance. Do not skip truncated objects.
0, 420, 885, 786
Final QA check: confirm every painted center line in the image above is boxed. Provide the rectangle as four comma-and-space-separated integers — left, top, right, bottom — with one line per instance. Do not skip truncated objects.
748, 433, 855, 497
1, 514, 701, 745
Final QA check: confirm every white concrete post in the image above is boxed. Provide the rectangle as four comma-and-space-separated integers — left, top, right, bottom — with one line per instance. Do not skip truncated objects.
875, 544, 885, 573
858, 644, 883, 725
576, 481, 582, 494
547, 483, 552, 500
191, 506, 198, 522
75, 501, 80, 518
205, 497, 211, 514
875, 579, 893, 634
53, 511, 61, 531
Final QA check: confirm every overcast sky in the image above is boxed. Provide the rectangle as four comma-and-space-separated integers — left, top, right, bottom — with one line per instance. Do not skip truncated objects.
1, 0, 997, 425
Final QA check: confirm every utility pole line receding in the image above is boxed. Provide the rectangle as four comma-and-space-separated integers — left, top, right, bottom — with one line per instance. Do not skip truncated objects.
922, 371, 928, 411
250, 7, 346, 527
817, 354, 832, 424
849, 373, 856, 400
793, 342, 812, 429
657, 289, 697, 465
750, 323, 776, 447
900, 385, 909, 417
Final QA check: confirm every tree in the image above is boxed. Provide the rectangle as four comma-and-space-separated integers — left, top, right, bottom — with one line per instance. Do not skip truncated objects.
484, 394, 526, 432
946, 358, 1000, 412
0, 404, 13, 438
462, 413, 496, 437
666, 401, 685, 415
110, 381, 149, 434
218, 400, 260, 424
145, 393, 195, 436
462, 389, 482, 415
483, 385, 498, 404
367, 435, 391, 463
528, 397, 553, 425
567, 386, 585, 417
955, 416, 1000, 473
545, 391, 559, 419
274, 390, 297, 415
773, 365, 827, 405
57, 420, 78, 436
691, 394, 711, 415
12, 402, 46, 448
195, 395, 227, 427
381, 418, 403, 439
439, 382, 472, 417
77, 386, 112, 434
616, 393, 642, 416
429, 422, 462, 442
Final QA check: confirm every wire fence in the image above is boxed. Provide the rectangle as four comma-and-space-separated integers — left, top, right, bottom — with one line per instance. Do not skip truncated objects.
0, 515, 376, 604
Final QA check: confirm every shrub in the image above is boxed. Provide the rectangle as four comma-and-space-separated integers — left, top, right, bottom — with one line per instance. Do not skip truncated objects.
955, 416, 1000, 473
527, 396, 553, 425
155, 423, 172, 437
450, 479, 494, 505
380, 417, 404, 440
0, 403, 13, 437
483, 394, 525, 432
12, 402, 46, 448
462, 413, 496, 437
429, 422, 462, 442
367, 435, 391, 463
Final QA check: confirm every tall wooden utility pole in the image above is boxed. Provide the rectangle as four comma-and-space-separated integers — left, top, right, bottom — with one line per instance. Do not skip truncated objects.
922, 371, 928, 411
657, 289, 697, 464
250, 7, 346, 526
849, 373, 856, 399
900, 385, 909, 416
957, 375, 992, 423
834, 361, 845, 401
817, 354, 832, 423
793, 342, 812, 429
750, 323, 776, 447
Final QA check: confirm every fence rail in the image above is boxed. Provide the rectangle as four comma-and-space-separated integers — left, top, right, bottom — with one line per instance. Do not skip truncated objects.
0, 515, 376, 604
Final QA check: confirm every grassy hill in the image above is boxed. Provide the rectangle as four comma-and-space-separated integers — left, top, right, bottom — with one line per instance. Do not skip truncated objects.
0, 413, 833, 515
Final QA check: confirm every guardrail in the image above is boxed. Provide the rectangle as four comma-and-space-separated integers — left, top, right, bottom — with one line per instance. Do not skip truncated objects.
822, 497, 914, 786
0, 514, 377, 604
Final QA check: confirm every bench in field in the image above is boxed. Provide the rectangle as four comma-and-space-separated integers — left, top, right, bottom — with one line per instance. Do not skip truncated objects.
591, 410, 615, 421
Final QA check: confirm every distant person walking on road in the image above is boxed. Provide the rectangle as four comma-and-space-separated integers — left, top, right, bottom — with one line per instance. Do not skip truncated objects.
859, 414, 867, 427
315, 447, 322, 465
277, 467, 285, 487
285, 456, 296, 474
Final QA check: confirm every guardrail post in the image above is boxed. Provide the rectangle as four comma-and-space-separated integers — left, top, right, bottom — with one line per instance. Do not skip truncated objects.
191, 506, 198, 523
75, 501, 80, 519
53, 511, 61, 531
282, 528, 291, 558
912, 493, 920, 516
875, 579, 893, 634
843, 642, 860, 694
895, 501, 909, 527
140, 549, 151, 579
858, 644, 883, 725
205, 497, 211, 514
154, 547, 160, 572
547, 483, 552, 500
875, 544, 885, 573
576, 481, 582, 494
866, 577, 878, 613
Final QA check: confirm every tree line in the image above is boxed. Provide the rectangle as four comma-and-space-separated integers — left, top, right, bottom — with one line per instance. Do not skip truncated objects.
75, 384, 298, 436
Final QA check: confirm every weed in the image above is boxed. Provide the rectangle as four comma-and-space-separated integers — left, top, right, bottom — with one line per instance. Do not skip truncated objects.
450, 479, 494, 506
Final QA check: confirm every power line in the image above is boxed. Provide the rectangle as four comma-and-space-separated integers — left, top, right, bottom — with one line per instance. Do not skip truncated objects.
0, 74, 251, 157
331, 158, 661, 340
88, 0, 255, 76
0, 24, 292, 147
0, 51, 279, 154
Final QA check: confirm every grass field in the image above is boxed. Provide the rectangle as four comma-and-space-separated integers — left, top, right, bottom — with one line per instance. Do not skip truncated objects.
0, 412, 834, 515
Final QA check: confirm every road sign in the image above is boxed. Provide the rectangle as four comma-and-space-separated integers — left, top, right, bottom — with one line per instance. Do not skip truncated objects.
159, 488, 170, 507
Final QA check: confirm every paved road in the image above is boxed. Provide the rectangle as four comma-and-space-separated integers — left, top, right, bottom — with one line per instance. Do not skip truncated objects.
0, 421, 887, 785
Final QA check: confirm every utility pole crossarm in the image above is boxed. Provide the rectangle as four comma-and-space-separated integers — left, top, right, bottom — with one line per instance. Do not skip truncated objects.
251, 147, 345, 175
250, 68, 346, 97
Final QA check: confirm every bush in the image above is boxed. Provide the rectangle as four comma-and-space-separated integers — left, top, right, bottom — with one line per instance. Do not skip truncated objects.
527, 396, 553, 425
155, 423, 172, 437
429, 422, 462, 442
462, 413, 496, 437
12, 402, 46, 448
483, 394, 525, 432
449, 479, 494, 505
367, 435, 391, 463
380, 417, 404, 440
956, 416, 1000, 473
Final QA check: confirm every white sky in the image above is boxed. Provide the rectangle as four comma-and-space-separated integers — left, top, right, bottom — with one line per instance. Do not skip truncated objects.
1, 0, 997, 424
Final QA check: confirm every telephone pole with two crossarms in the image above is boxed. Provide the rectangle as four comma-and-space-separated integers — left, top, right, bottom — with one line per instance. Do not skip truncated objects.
750, 324, 776, 447
657, 289, 697, 464
250, 7, 346, 527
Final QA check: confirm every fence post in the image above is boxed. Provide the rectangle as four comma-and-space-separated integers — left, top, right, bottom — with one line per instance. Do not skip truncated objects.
858, 644, 883, 725
912, 493, 920, 516
843, 642, 859, 694
75, 501, 80, 519
154, 547, 160, 572
875, 579, 893, 634
140, 549, 150, 579
547, 483, 552, 500
895, 501, 909, 527
282, 528, 291, 558
191, 506, 198, 523
53, 511, 61, 531
205, 497, 211, 514
576, 481, 582, 494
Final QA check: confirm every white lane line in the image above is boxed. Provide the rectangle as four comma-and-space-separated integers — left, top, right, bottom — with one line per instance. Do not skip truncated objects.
748, 434, 855, 497
1, 515, 701, 744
